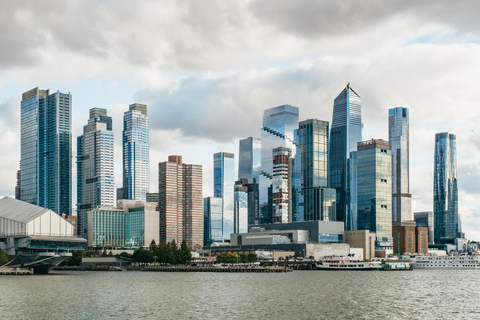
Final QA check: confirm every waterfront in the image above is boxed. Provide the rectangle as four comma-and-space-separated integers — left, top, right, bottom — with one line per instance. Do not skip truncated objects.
1, 270, 479, 319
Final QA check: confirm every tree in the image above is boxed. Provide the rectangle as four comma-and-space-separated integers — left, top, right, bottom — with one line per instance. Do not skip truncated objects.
179, 240, 192, 265
66, 250, 86, 266
101, 249, 108, 257
132, 249, 153, 263
0, 249, 8, 265
247, 253, 258, 263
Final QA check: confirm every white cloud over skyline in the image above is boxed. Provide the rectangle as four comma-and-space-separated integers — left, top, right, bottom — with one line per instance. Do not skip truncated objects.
0, 0, 479, 238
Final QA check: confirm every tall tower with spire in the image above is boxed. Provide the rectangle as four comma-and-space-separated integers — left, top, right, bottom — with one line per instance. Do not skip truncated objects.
329, 84, 362, 229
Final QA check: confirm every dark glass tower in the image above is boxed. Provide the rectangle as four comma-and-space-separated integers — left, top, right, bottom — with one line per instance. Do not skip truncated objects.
20, 87, 72, 215
433, 132, 461, 243
298, 119, 336, 221
329, 84, 362, 226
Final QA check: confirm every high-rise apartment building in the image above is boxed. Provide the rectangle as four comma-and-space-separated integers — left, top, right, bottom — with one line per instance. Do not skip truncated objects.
214, 152, 235, 241
159, 156, 203, 249
272, 147, 292, 223
123, 103, 149, 201
356, 139, 392, 247
238, 137, 261, 183
204, 197, 223, 246
298, 119, 336, 222
260, 105, 299, 220
389, 107, 412, 223
20, 87, 72, 215
329, 84, 362, 226
434, 133, 461, 243
236, 178, 260, 226
77, 108, 115, 239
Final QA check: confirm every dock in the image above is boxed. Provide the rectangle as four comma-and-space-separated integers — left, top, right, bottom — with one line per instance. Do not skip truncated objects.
0, 267, 34, 275
130, 266, 292, 273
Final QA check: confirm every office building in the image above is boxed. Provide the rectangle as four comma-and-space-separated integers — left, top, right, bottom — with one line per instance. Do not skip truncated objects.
123, 103, 149, 201
238, 137, 261, 183
348, 151, 358, 230
87, 200, 159, 248
434, 132, 462, 243
329, 84, 362, 226
414, 211, 434, 245
298, 119, 336, 222
20, 87, 72, 215
234, 182, 248, 234
214, 152, 235, 241
389, 107, 412, 223
204, 197, 223, 246
236, 179, 260, 226
159, 156, 203, 249
356, 139, 392, 247
253, 220, 345, 243
260, 105, 299, 214
15, 169, 21, 200
77, 108, 114, 240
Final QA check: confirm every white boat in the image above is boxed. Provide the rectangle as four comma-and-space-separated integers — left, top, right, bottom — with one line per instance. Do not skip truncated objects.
413, 254, 480, 269
316, 256, 381, 271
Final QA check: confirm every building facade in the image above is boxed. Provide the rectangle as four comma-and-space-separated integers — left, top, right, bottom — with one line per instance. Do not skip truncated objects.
87, 200, 159, 248
329, 84, 362, 226
389, 107, 412, 223
159, 156, 203, 249
356, 139, 393, 247
20, 87, 72, 215
344, 230, 376, 261
238, 137, 261, 183
392, 221, 428, 254
434, 133, 461, 243
414, 211, 434, 245
123, 103, 149, 201
214, 152, 235, 241
234, 183, 248, 234
77, 108, 115, 240
298, 119, 337, 222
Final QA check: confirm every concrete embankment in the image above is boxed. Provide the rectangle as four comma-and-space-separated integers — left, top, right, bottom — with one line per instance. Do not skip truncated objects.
0, 267, 34, 275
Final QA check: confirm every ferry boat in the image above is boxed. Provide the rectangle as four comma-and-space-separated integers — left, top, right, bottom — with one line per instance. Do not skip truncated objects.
413, 254, 480, 269
316, 256, 381, 271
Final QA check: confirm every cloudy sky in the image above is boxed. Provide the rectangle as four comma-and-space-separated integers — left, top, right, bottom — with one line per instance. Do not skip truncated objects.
1, 1, 479, 238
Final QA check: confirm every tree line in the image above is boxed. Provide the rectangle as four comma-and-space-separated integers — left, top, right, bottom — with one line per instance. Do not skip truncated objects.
216, 252, 258, 264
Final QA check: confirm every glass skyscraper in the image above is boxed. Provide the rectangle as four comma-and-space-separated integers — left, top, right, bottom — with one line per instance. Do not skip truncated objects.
77, 108, 115, 240
272, 147, 292, 223
20, 87, 72, 215
329, 84, 362, 226
298, 119, 336, 221
238, 137, 261, 183
234, 183, 248, 234
260, 105, 299, 221
356, 139, 392, 246
123, 103, 149, 201
389, 107, 412, 223
434, 132, 461, 243
203, 197, 223, 246
214, 152, 235, 241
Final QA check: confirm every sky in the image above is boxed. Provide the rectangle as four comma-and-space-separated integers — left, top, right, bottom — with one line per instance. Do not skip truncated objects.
1, 0, 479, 239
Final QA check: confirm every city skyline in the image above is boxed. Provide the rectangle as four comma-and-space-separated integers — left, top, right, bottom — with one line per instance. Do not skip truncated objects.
0, 2, 479, 239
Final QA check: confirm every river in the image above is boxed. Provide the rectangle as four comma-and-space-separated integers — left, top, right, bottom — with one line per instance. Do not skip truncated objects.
0, 270, 478, 319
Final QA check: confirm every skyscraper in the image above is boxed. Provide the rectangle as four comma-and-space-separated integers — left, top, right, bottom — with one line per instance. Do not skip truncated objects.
77, 108, 114, 239
204, 197, 223, 246
298, 119, 336, 222
214, 152, 235, 241
20, 87, 72, 215
238, 137, 261, 183
159, 156, 203, 249
260, 105, 299, 220
329, 84, 362, 226
234, 182, 248, 234
434, 133, 461, 243
357, 139, 392, 247
123, 103, 149, 201
389, 107, 412, 223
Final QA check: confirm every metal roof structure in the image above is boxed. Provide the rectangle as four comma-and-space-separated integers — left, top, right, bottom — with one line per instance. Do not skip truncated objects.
0, 197, 52, 223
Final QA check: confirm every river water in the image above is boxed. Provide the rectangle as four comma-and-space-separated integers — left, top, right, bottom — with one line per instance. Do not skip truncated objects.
0, 270, 478, 319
